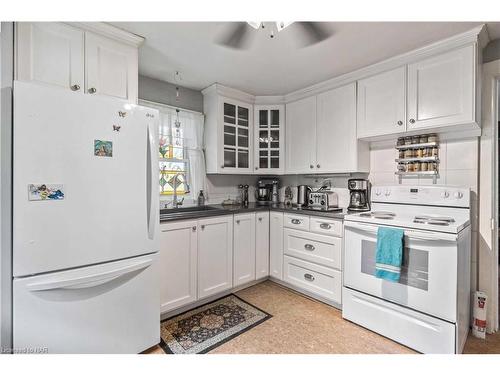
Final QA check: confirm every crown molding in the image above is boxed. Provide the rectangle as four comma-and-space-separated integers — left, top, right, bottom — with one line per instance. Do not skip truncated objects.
201, 83, 255, 103
66, 22, 145, 47
254, 95, 286, 105
284, 24, 487, 103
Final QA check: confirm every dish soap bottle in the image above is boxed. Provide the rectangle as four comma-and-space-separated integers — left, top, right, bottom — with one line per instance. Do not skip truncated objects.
197, 190, 205, 206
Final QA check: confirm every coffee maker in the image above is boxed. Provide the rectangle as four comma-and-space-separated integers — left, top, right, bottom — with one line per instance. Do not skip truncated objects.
256, 178, 280, 205
348, 179, 370, 212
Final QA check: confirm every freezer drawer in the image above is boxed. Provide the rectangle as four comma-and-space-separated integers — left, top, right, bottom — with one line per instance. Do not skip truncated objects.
14, 253, 159, 354
342, 287, 456, 354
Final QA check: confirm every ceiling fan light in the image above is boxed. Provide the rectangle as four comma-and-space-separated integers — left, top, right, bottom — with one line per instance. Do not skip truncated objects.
247, 22, 261, 30
276, 21, 293, 32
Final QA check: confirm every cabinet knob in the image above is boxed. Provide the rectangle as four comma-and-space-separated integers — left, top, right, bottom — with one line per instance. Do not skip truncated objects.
201, 225, 205, 230
220, 165, 225, 169
258, 217, 262, 222
88, 87, 97, 94
70, 84, 80, 91
310, 165, 314, 169
255, 167, 258, 170
236, 220, 240, 224
409, 118, 415, 124
192, 226, 196, 231
316, 164, 320, 169
397, 120, 403, 126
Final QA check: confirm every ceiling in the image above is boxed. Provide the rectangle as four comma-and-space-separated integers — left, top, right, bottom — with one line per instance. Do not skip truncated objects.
112, 22, 500, 95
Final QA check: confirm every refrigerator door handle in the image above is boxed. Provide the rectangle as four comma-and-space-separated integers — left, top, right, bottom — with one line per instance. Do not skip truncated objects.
26, 258, 154, 292
146, 122, 156, 240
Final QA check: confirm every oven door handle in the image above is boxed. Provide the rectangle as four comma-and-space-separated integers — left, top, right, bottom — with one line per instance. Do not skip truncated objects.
344, 222, 458, 242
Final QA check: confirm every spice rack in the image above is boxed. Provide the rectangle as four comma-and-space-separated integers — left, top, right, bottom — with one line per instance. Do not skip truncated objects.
395, 134, 440, 184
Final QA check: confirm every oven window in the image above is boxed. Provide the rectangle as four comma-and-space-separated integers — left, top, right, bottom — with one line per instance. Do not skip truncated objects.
360, 240, 429, 291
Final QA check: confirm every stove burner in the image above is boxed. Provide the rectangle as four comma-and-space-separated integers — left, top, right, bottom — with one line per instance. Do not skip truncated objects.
359, 211, 396, 220
413, 215, 455, 226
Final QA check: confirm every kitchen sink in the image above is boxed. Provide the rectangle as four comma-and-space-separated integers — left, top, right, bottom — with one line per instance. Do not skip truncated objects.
160, 205, 224, 221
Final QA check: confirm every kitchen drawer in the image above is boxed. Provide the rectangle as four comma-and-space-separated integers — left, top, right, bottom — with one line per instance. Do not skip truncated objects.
284, 213, 309, 231
283, 255, 342, 304
310, 217, 343, 237
284, 228, 341, 269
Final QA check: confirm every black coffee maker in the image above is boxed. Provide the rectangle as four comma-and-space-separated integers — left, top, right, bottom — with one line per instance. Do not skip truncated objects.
348, 179, 370, 212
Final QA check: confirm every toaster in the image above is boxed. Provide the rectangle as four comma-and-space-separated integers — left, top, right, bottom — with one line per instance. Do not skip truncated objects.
307, 190, 339, 210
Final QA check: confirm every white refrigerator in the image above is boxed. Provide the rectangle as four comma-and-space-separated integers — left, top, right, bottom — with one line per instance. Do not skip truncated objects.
12, 81, 160, 353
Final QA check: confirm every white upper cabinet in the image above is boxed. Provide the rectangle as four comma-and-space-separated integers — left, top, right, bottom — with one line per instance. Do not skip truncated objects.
233, 213, 256, 287
15, 22, 141, 103
16, 23, 84, 92
285, 96, 317, 174
285, 86, 368, 174
203, 85, 254, 174
317, 83, 368, 173
357, 66, 406, 138
85, 32, 138, 102
254, 105, 285, 174
407, 45, 475, 131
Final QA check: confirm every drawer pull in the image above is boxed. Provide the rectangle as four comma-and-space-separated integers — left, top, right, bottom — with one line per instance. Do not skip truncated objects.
304, 243, 315, 251
291, 219, 301, 225
304, 273, 315, 282
319, 223, 331, 230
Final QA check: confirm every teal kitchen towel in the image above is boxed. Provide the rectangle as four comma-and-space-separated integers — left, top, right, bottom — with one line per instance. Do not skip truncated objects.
375, 227, 404, 282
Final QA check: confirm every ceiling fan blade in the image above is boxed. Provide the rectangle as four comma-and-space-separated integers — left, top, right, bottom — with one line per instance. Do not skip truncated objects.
295, 22, 333, 47
216, 22, 254, 50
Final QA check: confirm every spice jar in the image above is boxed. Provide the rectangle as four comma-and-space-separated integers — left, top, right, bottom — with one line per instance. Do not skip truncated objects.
429, 162, 438, 171
404, 149, 414, 158
404, 136, 412, 145
413, 162, 421, 172
397, 163, 406, 172
431, 147, 439, 157
428, 134, 438, 143
419, 134, 428, 144
416, 148, 423, 158
397, 137, 405, 146
407, 162, 415, 172
421, 162, 428, 171
411, 135, 420, 144
399, 150, 405, 159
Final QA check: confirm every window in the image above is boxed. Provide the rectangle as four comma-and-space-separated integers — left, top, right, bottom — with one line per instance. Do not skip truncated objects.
139, 100, 206, 204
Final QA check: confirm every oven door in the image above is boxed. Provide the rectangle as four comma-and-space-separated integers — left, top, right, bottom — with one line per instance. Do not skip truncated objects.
344, 221, 458, 322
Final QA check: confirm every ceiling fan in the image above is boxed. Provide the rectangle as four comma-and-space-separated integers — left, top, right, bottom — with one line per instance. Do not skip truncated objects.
216, 22, 333, 50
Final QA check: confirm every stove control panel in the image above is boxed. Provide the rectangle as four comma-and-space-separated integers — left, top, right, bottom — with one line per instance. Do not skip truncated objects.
371, 186, 470, 208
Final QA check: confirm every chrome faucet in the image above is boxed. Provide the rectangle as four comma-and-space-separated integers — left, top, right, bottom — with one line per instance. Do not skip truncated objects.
172, 173, 184, 208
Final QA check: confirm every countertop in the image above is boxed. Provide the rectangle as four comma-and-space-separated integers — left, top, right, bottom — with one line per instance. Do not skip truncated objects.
160, 202, 348, 223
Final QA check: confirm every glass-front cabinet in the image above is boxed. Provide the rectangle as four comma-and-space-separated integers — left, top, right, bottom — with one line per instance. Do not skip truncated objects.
221, 100, 252, 172
254, 105, 284, 174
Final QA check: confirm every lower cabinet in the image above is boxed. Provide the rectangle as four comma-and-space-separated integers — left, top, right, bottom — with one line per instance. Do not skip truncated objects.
159, 220, 198, 313
198, 215, 233, 299
270, 212, 284, 280
233, 213, 256, 287
255, 211, 270, 279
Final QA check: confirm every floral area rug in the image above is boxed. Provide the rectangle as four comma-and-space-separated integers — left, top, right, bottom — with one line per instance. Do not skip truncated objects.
160, 294, 271, 354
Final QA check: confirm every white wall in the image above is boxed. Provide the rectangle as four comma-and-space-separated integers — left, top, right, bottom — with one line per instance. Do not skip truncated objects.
369, 138, 480, 293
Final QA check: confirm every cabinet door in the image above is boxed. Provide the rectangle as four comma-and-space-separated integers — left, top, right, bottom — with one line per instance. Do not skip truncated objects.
16, 22, 84, 91
255, 211, 270, 279
269, 212, 284, 280
85, 32, 138, 102
285, 96, 316, 174
407, 45, 475, 130
197, 216, 233, 299
357, 66, 406, 138
159, 220, 197, 313
220, 98, 253, 173
316, 83, 358, 172
233, 213, 256, 287
254, 105, 284, 174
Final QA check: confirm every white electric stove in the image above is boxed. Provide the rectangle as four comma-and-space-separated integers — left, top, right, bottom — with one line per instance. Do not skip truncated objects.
342, 185, 471, 354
